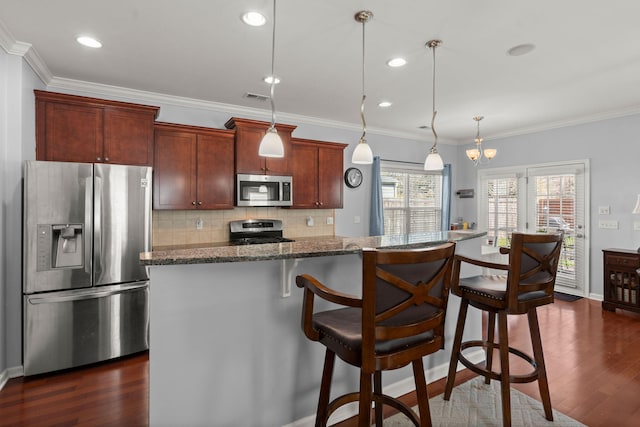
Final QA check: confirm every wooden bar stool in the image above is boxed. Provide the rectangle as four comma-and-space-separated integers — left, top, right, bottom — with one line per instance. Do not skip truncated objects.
443, 232, 564, 427
296, 243, 456, 427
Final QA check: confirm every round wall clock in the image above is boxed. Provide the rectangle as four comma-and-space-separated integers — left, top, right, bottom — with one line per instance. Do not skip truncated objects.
344, 167, 363, 188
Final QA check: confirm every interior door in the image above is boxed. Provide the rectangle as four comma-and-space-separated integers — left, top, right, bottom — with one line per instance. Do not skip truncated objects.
526, 162, 589, 295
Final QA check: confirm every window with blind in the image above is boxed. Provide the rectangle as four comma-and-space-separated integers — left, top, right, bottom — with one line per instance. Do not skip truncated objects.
381, 164, 442, 235
482, 175, 519, 247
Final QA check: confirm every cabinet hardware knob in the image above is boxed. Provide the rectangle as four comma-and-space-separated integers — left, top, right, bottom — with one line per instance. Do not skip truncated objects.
198, 201, 202, 205
96, 157, 101, 161
192, 201, 196, 205
104, 157, 109, 162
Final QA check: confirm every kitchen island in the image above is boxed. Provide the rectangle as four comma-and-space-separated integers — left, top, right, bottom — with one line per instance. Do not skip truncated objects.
142, 231, 486, 427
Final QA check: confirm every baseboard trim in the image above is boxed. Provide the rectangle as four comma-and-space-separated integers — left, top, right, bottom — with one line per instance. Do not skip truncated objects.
282, 349, 484, 427
0, 365, 24, 391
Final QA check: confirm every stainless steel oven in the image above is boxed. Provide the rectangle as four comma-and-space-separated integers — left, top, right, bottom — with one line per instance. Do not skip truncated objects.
236, 174, 292, 207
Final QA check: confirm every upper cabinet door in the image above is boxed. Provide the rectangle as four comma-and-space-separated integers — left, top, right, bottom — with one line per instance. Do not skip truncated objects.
291, 141, 319, 208
196, 131, 235, 209
103, 108, 156, 166
153, 129, 197, 210
225, 117, 296, 176
318, 145, 344, 209
41, 102, 103, 163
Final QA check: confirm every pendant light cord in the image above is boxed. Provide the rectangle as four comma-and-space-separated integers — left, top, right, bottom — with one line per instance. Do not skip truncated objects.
359, 17, 367, 143
269, 0, 277, 128
430, 42, 438, 153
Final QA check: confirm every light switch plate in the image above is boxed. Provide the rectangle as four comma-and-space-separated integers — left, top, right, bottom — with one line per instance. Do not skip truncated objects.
634, 221, 640, 231
598, 206, 610, 215
598, 220, 618, 229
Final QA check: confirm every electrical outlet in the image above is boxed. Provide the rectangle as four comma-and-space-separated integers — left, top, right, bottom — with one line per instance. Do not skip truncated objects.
598, 220, 618, 229
196, 218, 203, 230
598, 206, 610, 215
326, 217, 334, 225
634, 221, 640, 231
354, 216, 361, 224
306, 216, 314, 227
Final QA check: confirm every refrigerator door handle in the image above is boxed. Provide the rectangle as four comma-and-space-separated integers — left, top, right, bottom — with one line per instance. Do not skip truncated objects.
93, 175, 102, 280
27, 282, 148, 305
84, 175, 93, 276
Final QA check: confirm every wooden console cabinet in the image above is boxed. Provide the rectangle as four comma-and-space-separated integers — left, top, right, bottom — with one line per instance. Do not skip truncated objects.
35, 90, 159, 165
602, 248, 640, 313
153, 122, 235, 210
291, 138, 346, 209
224, 117, 296, 176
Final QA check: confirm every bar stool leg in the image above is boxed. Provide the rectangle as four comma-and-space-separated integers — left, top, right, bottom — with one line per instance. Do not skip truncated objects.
444, 299, 469, 400
374, 371, 383, 427
358, 371, 373, 427
528, 309, 553, 421
413, 358, 432, 427
316, 350, 335, 427
485, 311, 496, 385
497, 311, 511, 427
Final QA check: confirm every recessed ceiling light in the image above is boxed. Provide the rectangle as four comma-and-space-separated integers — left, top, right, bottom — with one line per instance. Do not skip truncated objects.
507, 43, 536, 56
76, 36, 102, 48
386, 57, 407, 67
378, 101, 392, 108
242, 11, 267, 26
263, 76, 280, 84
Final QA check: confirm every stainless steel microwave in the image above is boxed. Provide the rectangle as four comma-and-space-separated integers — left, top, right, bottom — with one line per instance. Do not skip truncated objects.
236, 174, 292, 207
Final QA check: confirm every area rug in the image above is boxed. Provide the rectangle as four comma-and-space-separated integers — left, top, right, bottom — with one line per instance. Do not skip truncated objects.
554, 291, 583, 302
384, 377, 586, 426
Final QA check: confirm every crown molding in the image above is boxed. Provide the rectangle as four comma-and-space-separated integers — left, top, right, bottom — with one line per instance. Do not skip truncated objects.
0, 20, 52, 83
48, 76, 454, 144
471, 105, 640, 145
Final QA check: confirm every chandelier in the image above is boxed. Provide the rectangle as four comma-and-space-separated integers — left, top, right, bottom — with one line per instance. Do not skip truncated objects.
466, 115, 496, 165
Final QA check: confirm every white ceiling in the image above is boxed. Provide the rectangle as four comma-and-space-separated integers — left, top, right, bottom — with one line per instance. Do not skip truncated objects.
1, 0, 640, 144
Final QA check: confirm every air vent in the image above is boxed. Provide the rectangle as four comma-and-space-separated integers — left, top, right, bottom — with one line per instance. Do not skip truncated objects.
244, 93, 269, 102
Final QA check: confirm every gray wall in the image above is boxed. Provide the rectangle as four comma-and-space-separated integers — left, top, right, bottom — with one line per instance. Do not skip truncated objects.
1, 48, 639, 377
1, 48, 41, 377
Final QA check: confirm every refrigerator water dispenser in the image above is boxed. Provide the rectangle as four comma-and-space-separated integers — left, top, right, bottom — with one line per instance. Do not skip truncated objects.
37, 224, 84, 270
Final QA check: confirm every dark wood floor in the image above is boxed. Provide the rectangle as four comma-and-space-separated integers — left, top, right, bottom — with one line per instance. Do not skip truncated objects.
1, 298, 640, 426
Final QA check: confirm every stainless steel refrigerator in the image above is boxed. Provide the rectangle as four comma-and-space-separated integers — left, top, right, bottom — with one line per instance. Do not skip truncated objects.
23, 160, 151, 376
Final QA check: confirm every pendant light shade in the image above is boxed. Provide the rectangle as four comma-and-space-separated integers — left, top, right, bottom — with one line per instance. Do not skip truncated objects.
351, 10, 374, 165
352, 137, 374, 164
258, 0, 284, 158
258, 127, 284, 157
424, 40, 444, 171
424, 151, 444, 170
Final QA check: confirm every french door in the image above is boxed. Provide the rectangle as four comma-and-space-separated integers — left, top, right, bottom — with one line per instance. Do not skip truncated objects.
526, 162, 588, 295
478, 160, 589, 296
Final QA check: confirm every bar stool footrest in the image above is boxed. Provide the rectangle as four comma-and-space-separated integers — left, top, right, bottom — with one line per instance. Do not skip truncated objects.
459, 339, 541, 384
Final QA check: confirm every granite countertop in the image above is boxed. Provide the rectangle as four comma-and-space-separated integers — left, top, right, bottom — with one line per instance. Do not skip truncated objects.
140, 230, 486, 266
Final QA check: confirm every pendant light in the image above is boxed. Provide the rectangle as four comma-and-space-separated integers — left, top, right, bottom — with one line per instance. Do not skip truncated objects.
466, 115, 497, 165
424, 39, 444, 171
258, 0, 284, 158
351, 10, 374, 165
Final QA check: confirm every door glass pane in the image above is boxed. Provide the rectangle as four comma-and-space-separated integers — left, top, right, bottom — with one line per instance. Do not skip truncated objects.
532, 173, 576, 286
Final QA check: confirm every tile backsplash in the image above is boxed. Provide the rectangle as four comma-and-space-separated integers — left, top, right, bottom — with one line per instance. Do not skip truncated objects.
152, 208, 335, 248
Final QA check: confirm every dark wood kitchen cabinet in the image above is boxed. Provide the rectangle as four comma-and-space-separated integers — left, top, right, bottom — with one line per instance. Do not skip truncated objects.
291, 138, 346, 209
224, 117, 296, 176
35, 90, 159, 165
602, 249, 640, 313
153, 122, 235, 210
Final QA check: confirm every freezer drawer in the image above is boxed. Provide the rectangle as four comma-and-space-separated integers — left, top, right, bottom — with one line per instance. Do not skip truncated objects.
23, 282, 149, 376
